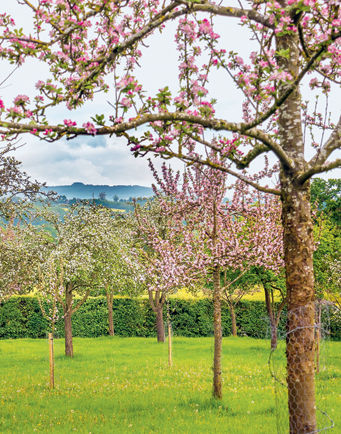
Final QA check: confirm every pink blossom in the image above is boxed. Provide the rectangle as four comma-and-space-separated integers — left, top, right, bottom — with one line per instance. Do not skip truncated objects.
82, 122, 97, 135
120, 97, 132, 108
199, 19, 212, 35
35, 80, 44, 89
13, 94, 30, 106
63, 119, 77, 127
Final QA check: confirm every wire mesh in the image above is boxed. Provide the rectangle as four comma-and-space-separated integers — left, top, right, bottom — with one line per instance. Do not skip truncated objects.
269, 302, 335, 434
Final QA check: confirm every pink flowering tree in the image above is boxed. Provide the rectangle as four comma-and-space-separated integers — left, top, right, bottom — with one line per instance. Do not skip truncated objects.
149, 159, 284, 398
133, 196, 204, 342
245, 191, 286, 349
0, 0, 340, 430
0, 217, 48, 303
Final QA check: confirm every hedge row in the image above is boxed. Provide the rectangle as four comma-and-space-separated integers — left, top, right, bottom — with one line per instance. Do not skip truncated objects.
0, 296, 340, 340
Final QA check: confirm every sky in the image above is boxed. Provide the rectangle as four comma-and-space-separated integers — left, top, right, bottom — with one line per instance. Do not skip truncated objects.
0, 1, 340, 187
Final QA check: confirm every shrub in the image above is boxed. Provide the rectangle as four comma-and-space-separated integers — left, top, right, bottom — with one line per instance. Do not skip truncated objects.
0, 296, 339, 340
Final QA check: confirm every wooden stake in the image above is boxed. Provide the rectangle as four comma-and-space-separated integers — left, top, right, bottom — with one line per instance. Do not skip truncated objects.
167, 301, 172, 367
315, 301, 322, 374
48, 333, 55, 389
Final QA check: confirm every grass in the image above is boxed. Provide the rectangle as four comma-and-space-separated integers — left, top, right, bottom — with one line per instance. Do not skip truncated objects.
0, 337, 340, 433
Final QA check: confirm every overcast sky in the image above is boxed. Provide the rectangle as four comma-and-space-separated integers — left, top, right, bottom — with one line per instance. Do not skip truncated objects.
1, 1, 340, 187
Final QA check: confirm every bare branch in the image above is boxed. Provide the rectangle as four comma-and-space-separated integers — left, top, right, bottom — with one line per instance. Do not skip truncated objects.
296, 158, 341, 185
183, 1, 274, 29
236, 144, 270, 169
309, 116, 341, 167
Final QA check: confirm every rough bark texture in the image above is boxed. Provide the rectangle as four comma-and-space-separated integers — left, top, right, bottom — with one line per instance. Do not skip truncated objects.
212, 265, 223, 399
276, 19, 317, 431
64, 286, 74, 357
156, 306, 165, 343
106, 291, 114, 336
281, 178, 316, 434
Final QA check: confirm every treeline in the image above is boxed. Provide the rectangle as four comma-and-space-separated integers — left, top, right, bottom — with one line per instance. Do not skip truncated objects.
1, 296, 340, 341
54, 195, 147, 212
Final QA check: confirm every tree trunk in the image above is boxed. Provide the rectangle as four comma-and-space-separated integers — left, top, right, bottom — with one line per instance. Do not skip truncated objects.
270, 324, 278, 350
156, 306, 165, 343
281, 177, 316, 433
64, 286, 73, 357
230, 302, 237, 337
264, 284, 278, 349
213, 265, 222, 399
106, 291, 114, 336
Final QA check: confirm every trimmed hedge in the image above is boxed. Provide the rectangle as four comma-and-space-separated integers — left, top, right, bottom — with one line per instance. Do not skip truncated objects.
0, 296, 340, 340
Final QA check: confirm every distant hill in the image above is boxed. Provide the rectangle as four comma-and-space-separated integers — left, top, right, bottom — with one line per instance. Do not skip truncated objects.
42, 182, 154, 200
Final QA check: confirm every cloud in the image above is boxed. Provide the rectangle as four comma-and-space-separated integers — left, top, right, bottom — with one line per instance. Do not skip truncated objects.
14, 135, 183, 186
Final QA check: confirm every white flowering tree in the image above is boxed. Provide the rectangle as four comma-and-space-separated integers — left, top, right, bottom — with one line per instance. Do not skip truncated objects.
39, 203, 121, 357
95, 213, 145, 336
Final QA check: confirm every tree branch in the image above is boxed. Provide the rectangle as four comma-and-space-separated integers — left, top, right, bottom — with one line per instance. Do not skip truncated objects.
157, 148, 281, 195
0, 112, 294, 171
309, 116, 341, 167
182, 1, 274, 29
296, 159, 341, 185
244, 31, 341, 131
72, 289, 91, 315
236, 144, 270, 169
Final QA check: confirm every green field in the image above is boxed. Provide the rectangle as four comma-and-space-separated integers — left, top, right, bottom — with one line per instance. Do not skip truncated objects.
0, 337, 340, 433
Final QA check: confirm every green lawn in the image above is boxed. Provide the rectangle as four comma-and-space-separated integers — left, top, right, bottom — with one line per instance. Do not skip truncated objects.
0, 337, 340, 433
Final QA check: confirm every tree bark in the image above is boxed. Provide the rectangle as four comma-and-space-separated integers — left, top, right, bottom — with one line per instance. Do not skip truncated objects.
275, 19, 317, 431
281, 177, 316, 433
156, 306, 165, 343
106, 291, 114, 336
148, 290, 166, 342
64, 285, 73, 357
213, 265, 223, 399
270, 324, 278, 350
264, 284, 278, 349
229, 302, 237, 337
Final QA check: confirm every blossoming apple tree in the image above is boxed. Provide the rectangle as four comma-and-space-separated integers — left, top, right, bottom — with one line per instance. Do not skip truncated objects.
0, 0, 340, 430
37, 203, 123, 357
148, 159, 286, 398
133, 194, 204, 342
96, 213, 145, 336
